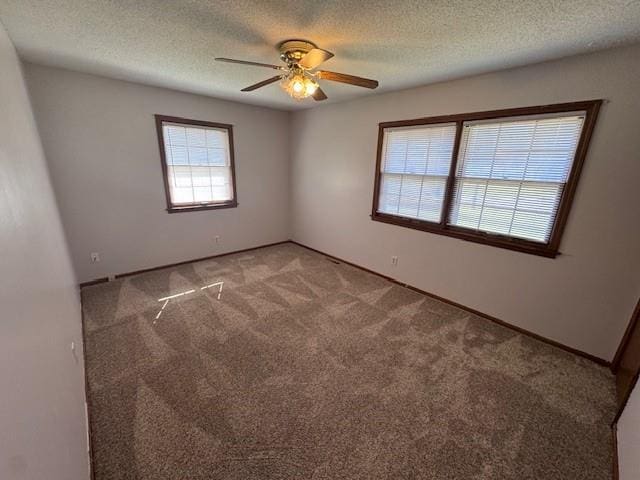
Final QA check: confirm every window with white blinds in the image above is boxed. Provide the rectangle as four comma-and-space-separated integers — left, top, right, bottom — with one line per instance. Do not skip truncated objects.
372, 101, 600, 257
378, 123, 456, 223
156, 116, 236, 212
449, 113, 585, 243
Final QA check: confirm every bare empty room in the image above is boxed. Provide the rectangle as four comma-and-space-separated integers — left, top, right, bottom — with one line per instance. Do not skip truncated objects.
1, 1, 640, 479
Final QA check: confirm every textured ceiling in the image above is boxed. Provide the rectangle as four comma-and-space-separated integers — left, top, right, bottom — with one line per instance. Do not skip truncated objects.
1, 1, 640, 111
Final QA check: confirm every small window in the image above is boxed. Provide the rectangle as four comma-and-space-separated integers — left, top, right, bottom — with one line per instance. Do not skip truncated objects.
155, 115, 237, 213
372, 101, 601, 257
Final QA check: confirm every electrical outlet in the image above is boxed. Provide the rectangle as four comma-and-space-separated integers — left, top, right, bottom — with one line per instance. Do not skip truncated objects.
90, 252, 100, 263
391, 256, 398, 266
214, 235, 221, 244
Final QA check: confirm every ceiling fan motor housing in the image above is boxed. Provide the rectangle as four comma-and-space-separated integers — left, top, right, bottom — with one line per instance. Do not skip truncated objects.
279, 39, 318, 65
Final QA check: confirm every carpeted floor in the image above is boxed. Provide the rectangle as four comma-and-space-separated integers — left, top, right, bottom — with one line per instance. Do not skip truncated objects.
81, 242, 616, 479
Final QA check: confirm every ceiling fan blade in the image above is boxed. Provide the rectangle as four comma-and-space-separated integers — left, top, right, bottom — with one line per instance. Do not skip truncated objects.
317, 70, 379, 89
216, 57, 284, 71
299, 48, 334, 69
312, 87, 328, 101
241, 76, 282, 92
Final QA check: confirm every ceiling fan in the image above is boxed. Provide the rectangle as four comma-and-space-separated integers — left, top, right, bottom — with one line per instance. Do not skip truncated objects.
215, 39, 379, 101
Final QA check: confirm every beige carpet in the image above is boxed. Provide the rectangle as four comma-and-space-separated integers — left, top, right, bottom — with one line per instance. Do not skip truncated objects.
81, 242, 616, 479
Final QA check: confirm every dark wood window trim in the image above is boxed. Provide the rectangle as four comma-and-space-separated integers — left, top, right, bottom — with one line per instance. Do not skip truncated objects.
371, 100, 602, 258
155, 114, 238, 213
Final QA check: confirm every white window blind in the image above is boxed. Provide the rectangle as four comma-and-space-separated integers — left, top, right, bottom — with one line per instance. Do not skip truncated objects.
162, 123, 233, 206
448, 113, 585, 243
378, 123, 456, 223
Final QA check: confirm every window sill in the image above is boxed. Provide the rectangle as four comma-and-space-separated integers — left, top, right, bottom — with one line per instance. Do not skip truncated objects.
371, 212, 559, 258
167, 201, 238, 213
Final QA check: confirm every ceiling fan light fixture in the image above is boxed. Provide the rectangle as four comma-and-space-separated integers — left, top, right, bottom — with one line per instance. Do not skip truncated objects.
304, 78, 318, 96
281, 69, 318, 100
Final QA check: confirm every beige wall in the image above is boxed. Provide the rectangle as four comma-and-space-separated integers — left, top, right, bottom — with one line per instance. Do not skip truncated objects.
0, 23, 89, 480
618, 381, 640, 479
21, 44, 640, 360
289, 44, 640, 361
24, 63, 291, 284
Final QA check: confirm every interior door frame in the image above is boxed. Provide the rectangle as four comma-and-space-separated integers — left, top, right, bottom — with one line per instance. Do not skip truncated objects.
612, 298, 640, 374
611, 297, 640, 416
611, 298, 640, 480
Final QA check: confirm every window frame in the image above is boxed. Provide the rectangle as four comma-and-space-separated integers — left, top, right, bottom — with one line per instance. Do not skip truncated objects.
371, 100, 602, 258
155, 114, 238, 213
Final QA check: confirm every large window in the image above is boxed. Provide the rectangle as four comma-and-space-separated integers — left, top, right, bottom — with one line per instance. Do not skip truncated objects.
155, 115, 237, 213
372, 101, 601, 257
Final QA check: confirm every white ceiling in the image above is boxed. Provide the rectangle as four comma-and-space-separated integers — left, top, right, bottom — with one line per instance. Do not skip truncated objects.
1, 0, 640, 111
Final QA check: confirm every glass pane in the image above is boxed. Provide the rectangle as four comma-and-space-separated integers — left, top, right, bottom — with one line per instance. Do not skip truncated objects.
397, 176, 422, 217
404, 130, 428, 174
449, 113, 584, 242
378, 174, 402, 214
510, 211, 554, 242
417, 177, 446, 222
206, 129, 226, 148
383, 134, 407, 174
516, 183, 562, 214
449, 180, 486, 229
186, 127, 206, 147
167, 145, 188, 166
171, 166, 192, 188
211, 185, 232, 202
207, 148, 227, 166
458, 115, 583, 182
449, 178, 563, 243
210, 167, 230, 187
191, 166, 211, 187
188, 147, 208, 166
193, 186, 212, 202
162, 122, 234, 207
170, 186, 194, 204
478, 206, 514, 235
483, 182, 519, 209
382, 124, 456, 176
380, 173, 401, 196
164, 125, 186, 146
